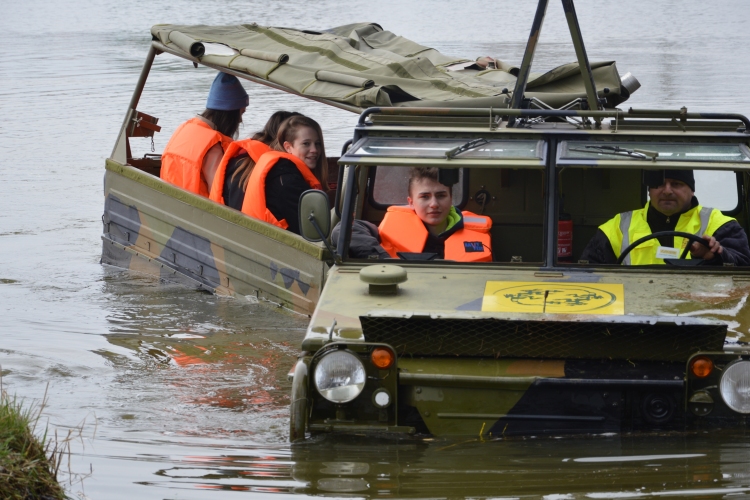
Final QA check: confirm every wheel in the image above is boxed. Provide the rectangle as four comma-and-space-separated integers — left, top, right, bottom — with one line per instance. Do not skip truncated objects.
616, 230, 712, 265
289, 358, 309, 443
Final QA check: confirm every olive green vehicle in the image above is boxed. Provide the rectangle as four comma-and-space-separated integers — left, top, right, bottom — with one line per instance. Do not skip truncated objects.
100, 2, 750, 441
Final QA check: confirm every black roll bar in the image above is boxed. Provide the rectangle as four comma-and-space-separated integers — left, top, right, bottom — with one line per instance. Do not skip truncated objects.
334, 139, 353, 218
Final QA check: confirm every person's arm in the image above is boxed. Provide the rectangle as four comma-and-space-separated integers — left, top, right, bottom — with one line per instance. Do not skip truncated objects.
265, 160, 312, 234
331, 220, 390, 259
579, 229, 618, 265
690, 221, 750, 266
201, 142, 224, 193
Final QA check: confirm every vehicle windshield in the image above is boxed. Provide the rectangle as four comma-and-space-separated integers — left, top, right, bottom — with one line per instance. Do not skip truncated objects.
350, 160, 547, 264
560, 141, 750, 163
341, 139, 750, 268
349, 138, 545, 161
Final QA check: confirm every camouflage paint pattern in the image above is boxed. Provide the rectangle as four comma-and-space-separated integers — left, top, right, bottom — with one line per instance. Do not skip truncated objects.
102, 160, 331, 316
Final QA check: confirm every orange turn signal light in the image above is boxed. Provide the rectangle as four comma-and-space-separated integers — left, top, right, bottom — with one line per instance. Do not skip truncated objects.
371, 347, 395, 369
690, 356, 714, 378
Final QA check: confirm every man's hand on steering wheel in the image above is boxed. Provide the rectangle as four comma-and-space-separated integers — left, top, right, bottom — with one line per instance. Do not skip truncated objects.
690, 235, 722, 260
616, 231, 713, 265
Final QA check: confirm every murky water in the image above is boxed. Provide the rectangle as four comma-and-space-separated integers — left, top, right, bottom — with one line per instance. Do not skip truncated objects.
3, 0, 750, 498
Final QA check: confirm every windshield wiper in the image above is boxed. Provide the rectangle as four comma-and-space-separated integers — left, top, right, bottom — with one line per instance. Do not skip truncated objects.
569, 145, 659, 161
445, 138, 489, 159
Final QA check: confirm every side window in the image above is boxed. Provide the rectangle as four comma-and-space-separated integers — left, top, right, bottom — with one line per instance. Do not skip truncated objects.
693, 170, 738, 212
371, 167, 466, 207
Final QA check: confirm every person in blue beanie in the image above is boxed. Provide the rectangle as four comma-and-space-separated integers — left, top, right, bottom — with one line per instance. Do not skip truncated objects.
161, 72, 250, 196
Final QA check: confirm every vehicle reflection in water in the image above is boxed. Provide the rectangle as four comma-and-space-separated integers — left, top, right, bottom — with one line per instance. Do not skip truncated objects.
99, 269, 306, 438
125, 433, 750, 497
93, 270, 750, 498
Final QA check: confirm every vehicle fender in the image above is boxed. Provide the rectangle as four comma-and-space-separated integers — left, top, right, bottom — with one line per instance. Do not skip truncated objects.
290, 357, 311, 442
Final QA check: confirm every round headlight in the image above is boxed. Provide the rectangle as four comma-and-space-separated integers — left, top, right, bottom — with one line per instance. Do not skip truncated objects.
314, 350, 366, 403
720, 361, 750, 413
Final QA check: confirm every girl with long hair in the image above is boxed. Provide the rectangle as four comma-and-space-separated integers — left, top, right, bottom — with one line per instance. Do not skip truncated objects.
213, 111, 302, 210
241, 115, 328, 234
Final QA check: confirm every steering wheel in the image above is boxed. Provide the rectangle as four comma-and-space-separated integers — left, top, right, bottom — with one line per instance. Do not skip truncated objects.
616, 231, 712, 265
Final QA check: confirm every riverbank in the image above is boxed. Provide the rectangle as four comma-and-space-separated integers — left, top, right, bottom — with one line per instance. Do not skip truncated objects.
0, 386, 65, 500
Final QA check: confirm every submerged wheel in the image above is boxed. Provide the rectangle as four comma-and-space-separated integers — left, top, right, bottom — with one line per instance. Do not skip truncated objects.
289, 359, 309, 443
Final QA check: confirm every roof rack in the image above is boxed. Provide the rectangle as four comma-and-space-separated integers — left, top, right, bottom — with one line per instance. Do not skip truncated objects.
356, 107, 750, 133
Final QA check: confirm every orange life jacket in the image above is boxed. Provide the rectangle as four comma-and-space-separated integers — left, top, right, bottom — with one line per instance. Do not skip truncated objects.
379, 206, 493, 262
160, 117, 232, 196
209, 138, 271, 205
241, 151, 322, 229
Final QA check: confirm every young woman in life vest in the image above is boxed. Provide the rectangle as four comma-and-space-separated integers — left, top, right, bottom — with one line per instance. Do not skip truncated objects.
209, 111, 302, 211
160, 72, 248, 197
379, 167, 493, 262
240, 115, 328, 234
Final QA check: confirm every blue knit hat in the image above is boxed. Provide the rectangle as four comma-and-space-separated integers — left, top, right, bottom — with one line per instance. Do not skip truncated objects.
206, 72, 249, 111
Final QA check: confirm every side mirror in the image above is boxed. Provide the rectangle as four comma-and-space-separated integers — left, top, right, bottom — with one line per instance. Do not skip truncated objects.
299, 190, 331, 242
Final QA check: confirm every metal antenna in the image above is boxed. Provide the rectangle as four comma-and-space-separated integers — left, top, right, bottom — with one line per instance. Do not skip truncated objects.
562, 0, 601, 124
509, 0, 601, 126
508, 0, 549, 125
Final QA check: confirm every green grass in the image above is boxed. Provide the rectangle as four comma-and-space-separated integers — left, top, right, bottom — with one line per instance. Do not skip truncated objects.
0, 385, 66, 500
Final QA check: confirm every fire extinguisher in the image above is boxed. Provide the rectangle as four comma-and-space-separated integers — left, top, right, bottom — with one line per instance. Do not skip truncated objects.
558, 212, 573, 263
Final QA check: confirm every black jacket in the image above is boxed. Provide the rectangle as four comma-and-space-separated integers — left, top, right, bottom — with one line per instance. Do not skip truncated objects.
265, 159, 315, 235
223, 157, 313, 234
223, 152, 248, 211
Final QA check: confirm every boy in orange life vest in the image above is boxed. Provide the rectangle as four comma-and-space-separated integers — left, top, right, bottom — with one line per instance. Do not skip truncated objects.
379, 167, 493, 262
160, 72, 248, 197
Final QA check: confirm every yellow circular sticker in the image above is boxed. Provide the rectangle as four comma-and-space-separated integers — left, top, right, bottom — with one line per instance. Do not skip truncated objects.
482, 281, 624, 315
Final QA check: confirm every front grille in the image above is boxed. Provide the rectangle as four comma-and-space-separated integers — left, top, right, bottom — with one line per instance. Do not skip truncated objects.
359, 316, 726, 362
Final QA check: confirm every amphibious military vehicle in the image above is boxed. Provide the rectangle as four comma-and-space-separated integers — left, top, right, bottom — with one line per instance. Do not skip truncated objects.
100, 1, 750, 441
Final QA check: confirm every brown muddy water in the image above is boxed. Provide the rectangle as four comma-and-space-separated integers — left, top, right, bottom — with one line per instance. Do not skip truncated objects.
2, 0, 750, 498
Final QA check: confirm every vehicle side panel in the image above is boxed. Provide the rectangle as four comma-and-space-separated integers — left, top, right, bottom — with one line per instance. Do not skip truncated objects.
102, 161, 329, 315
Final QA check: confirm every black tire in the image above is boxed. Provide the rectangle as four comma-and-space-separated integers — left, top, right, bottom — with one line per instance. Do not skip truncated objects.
289, 359, 309, 443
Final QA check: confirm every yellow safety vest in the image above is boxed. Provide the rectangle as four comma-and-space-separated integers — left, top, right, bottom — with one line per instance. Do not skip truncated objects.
599, 203, 734, 265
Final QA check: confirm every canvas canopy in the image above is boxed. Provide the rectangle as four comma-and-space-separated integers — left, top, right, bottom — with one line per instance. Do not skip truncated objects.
151, 22, 633, 112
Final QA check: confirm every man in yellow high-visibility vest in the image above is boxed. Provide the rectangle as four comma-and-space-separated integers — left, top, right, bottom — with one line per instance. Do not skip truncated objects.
580, 170, 750, 266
